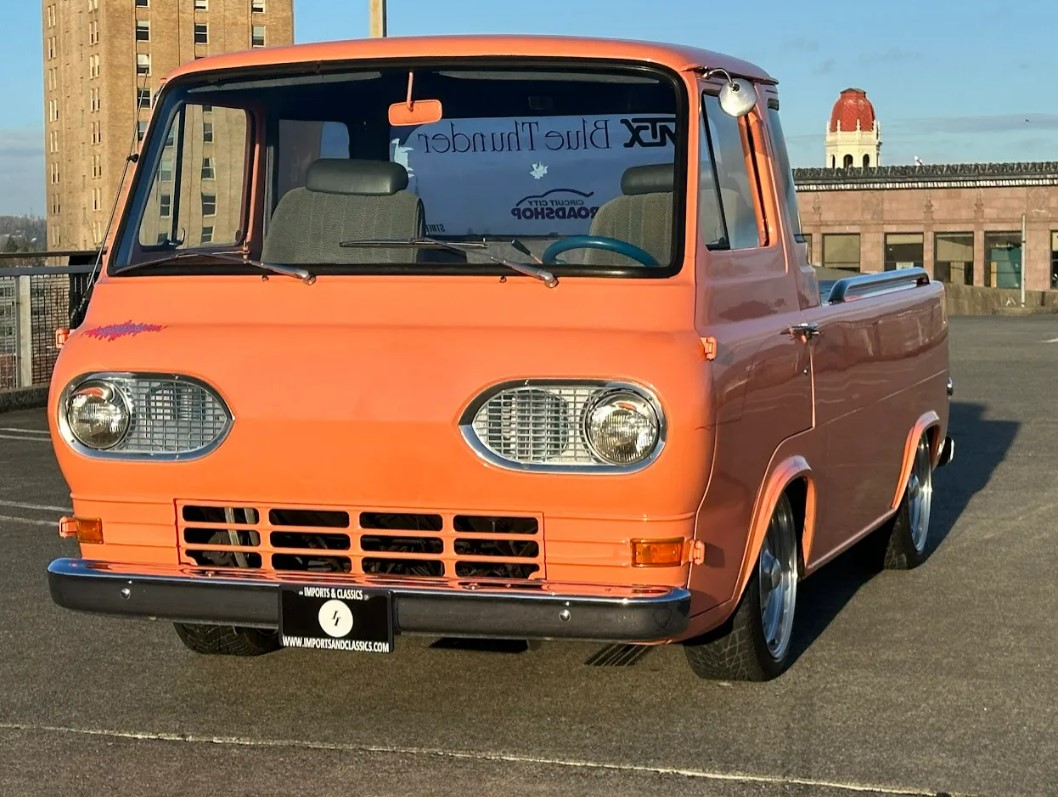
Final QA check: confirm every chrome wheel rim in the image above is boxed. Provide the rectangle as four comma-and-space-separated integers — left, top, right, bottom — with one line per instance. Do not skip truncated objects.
908, 439, 933, 553
758, 498, 798, 661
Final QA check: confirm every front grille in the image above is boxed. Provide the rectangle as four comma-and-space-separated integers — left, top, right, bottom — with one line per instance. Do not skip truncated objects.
177, 501, 544, 581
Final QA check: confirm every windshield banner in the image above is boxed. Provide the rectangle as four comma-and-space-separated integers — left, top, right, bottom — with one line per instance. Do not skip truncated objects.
391, 114, 676, 237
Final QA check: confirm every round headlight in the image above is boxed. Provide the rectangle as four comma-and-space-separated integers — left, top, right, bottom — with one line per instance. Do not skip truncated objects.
584, 390, 660, 466
66, 381, 131, 450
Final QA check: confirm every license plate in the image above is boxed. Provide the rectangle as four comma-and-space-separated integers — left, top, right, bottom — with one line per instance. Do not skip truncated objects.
279, 585, 394, 653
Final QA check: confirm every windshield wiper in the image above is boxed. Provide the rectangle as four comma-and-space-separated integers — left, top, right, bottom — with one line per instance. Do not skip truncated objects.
339, 237, 558, 288
113, 250, 316, 284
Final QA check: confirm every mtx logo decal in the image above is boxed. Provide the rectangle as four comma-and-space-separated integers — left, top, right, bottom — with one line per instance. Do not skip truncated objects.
510, 188, 599, 221
83, 321, 165, 341
621, 116, 677, 148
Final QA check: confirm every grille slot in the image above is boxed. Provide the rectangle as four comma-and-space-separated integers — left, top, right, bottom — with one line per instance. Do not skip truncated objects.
360, 512, 443, 531
269, 508, 349, 528
177, 503, 543, 581
272, 554, 352, 573
183, 528, 260, 546
364, 558, 445, 577
269, 531, 351, 550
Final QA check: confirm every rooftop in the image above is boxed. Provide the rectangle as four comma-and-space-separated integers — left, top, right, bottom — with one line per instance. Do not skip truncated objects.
793, 162, 1058, 191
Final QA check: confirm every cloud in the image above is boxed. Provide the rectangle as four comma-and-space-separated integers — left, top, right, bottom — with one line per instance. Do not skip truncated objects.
812, 59, 836, 76
857, 48, 925, 66
888, 113, 1058, 134
782, 37, 820, 53
0, 127, 45, 216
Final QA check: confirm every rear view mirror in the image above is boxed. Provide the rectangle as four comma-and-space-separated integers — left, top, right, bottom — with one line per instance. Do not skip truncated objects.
389, 98, 443, 127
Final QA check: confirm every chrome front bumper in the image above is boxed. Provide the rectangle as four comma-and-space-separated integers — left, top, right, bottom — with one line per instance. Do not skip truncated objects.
47, 558, 691, 642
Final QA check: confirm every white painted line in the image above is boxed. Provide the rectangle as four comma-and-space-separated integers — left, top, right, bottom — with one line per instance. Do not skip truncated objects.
0, 514, 56, 528
0, 433, 52, 443
0, 499, 71, 513
1045, 337, 1058, 343
0, 427, 50, 435
0, 722, 946, 797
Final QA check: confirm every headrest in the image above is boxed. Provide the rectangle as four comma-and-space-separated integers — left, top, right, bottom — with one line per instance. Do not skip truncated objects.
621, 163, 675, 195
305, 159, 409, 195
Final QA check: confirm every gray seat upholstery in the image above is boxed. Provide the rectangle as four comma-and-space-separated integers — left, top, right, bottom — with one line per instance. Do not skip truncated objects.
262, 159, 423, 265
581, 163, 674, 267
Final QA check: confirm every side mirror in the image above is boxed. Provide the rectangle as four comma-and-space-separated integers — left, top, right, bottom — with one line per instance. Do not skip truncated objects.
718, 78, 757, 118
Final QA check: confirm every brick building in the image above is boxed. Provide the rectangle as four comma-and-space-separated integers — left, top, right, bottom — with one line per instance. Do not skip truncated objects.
41, 0, 293, 252
794, 90, 1058, 292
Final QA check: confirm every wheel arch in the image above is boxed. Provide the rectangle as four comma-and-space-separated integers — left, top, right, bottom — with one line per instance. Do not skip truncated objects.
891, 411, 941, 511
734, 456, 816, 604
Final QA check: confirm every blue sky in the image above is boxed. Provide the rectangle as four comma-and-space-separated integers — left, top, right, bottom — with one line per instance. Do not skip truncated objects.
1, 0, 1056, 215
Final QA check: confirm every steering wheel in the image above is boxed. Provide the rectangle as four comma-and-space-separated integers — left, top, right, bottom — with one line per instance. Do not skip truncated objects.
541, 236, 659, 267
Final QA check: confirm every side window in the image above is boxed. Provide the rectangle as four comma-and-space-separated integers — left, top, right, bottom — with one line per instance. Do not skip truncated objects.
138, 105, 248, 249
766, 106, 804, 242
701, 93, 761, 250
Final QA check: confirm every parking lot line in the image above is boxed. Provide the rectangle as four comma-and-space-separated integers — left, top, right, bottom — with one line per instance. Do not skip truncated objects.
0, 722, 944, 797
0, 427, 50, 435
0, 433, 52, 443
0, 514, 56, 528
0, 499, 71, 513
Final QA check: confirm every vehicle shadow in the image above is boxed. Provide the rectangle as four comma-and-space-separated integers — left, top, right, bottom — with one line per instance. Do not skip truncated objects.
788, 400, 1019, 665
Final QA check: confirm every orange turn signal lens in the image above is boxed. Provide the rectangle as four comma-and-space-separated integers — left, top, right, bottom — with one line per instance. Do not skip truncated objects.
58, 516, 104, 544
631, 537, 684, 567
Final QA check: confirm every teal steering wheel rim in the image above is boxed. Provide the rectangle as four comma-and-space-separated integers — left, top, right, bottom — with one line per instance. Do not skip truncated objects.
541, 236, 660, 267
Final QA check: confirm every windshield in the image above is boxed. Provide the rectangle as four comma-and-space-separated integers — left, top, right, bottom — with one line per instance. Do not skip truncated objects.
114, 62, 684, 277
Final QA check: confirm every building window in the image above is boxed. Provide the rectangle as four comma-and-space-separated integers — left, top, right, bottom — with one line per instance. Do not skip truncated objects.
136, 0, 148, 6
984, 231, 1023, 288
92, 187, 102, 211
91, 87, 101, 112
89, 21, 99, 44
89, 54, 100, 78
194, 23, 208, 44
935, 232, 974, 286
884, 233, 924, 271
137, 53, 150, 75
160, 194, 172, 218
252, 0, 266, 11
842, 154, 854, 169
251, 25, 266, 47
48, 68, 56, 91
159, 158, 173, 182
49, 130, 59, 153
1051, 232, 1058, 289
202, 121, 214, 143
48, 99, 58, 122
195, 0, 208, 9
46, 5, 55, 27
137, 88, 152, 109
136, 21, 150, 41
91, 121, 102, 145
822, 233, 860, 271
88, 0, 98, 10
50, 163, 60, 184
201, 157, 215, 179
137, 120, 148, 141
92, 154, 102, 178
201, 225, 214, 244
51, 195, 61, 215
863, 154, 871, 168
201, 194, 217, 216
47, 37, 56, 60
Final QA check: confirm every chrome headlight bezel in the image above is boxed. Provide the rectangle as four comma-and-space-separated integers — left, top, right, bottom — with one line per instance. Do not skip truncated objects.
64, 379, 132, 451
460, 380, 665, 473
57, 372, 233, 461
582, 388, 661, 466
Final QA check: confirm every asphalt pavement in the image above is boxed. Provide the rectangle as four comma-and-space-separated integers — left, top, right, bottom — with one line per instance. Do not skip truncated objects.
1, 316, 1056, 797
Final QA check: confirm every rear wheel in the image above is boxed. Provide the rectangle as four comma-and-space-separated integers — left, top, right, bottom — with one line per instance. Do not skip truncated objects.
684, 493, 799, 681
173, 623, 280, 656
879, 435, 934, 570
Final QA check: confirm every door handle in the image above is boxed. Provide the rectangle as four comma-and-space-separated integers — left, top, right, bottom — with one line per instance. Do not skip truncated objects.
783, 322, 821, 340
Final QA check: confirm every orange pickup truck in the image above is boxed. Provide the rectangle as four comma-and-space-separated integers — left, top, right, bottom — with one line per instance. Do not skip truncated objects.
47, 35, 953, 680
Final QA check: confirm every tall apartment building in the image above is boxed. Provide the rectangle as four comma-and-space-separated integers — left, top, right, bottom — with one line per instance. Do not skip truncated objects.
42, 0, 294, 252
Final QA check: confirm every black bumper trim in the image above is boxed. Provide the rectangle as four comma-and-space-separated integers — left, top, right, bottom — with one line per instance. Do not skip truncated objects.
47, 559, 691, 642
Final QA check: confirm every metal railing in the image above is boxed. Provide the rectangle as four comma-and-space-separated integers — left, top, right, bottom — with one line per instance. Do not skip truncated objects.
0, 251, 98, 391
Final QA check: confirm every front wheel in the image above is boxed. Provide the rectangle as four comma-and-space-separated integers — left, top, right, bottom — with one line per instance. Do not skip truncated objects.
684, 493, 800, 681
174, 623, 280, 656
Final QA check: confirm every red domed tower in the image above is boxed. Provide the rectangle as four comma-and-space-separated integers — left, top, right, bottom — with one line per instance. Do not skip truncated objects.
825, 88, 882, 168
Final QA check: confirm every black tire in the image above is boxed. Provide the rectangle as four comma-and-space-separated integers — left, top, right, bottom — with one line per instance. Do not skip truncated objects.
878, 435, 934, 570
173, 623, 280, 656
684, 493, 799, 682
